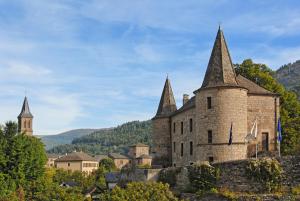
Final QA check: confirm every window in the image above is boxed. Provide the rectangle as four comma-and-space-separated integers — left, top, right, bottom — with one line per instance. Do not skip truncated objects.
208, 130, 212, 144
28, 121, 30, 128
181, 122, 183, 134
207, 97, 212, 109
181, 143, 183, 157
68, 163, 70, 167
173, 163, 176, 167
173, 142, 176, 153
173, 122, 176, 133
190, 141, 193, 155
208, 157, 214, 163
24, 120, 26, 128
189, 118, 193, 132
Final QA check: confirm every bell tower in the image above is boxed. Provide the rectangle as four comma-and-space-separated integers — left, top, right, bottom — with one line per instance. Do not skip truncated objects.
18, 97, 34, 136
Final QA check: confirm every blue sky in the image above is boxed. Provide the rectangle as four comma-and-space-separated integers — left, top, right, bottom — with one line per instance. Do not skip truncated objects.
1, 0, 300, 135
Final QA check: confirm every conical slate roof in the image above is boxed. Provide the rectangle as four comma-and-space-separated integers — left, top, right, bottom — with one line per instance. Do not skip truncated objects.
154, 77, 177, 118
18, 97, 33, 118
201, 27, 238, 88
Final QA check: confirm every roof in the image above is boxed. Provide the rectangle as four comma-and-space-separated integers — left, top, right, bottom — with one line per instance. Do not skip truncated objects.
201, 27, 238, 89
60, 181, 78, 187
105, 172, 120, 183
236, 75, 277, 96
47, 153, 60, 158
129, 143, 149, 147
55, 152, 97, 162
108, 153, 129, 159
171, 96, 196, 116
18, 97, 33, 118
137, 154, 152, 159
94, 155, 108, 162
153, 77, 177, 119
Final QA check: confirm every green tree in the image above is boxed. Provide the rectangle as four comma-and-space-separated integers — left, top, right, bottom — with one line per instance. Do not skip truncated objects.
235, 59, 300, 154
100, 158, 117, 172
100, 182, 178, 201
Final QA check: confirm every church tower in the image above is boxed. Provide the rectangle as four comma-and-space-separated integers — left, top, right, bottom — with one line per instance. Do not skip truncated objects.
18, 97, 34, 136
152, 77, 177, 167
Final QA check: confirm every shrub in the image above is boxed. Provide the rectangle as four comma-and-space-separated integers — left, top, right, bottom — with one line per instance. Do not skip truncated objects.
187, 163, 220, 193
246, 158, 283, 192
99, 182, 178, 201
158, 168, 180, 187
292, 185, 300, 195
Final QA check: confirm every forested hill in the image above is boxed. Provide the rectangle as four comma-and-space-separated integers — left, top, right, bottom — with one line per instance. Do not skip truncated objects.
276, 60, 300, 98
39, 128, 101, 150
47, 120, 152, 155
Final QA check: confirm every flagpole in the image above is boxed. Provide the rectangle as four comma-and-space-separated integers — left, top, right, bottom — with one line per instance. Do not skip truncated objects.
278, 142, 281, 158
255, 143, 258, 159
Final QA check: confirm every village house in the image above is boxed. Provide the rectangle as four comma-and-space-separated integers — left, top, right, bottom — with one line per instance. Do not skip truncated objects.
54, 151, 98, 174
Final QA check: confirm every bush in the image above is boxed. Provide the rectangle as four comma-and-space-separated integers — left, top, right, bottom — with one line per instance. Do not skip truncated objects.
246, 158, 283, 192
99, 182, 178, 201
292, 185, 300, 195
158, 168, 180, 187
187, 163, 220, 193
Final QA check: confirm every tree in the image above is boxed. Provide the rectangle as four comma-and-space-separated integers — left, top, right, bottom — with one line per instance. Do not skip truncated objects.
235, 59, 300, 154
100, 158, 117, 172
100, 182, 178, 201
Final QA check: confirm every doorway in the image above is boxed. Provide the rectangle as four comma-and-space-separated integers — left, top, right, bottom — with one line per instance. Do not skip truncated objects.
261, 132, 269, 151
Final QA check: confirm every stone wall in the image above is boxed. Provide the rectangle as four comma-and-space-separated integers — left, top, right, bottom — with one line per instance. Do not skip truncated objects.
247, 95, 279, 154
165, 156, 300, 194
152, 117, 172, 165
195, 87, 248, 163
171, 108, 196, 167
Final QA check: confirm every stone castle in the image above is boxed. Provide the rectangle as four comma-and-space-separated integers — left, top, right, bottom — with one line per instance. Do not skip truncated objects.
18, 96, 34, 136
152, 27, 280, 167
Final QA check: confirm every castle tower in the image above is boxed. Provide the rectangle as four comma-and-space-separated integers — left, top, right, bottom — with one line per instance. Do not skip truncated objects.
152, 77, 177, 167
18, 97, 34, 136
194, 27, 248, 162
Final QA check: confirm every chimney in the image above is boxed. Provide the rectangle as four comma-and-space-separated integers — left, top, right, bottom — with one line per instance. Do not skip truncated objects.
183, 94, 189, 105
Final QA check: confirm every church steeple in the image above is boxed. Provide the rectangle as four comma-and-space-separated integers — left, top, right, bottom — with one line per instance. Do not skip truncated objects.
18, 97, 33, 135
154, 77, 177, 118
201, 27, 238, 88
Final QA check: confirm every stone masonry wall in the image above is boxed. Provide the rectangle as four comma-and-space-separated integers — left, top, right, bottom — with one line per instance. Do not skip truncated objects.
247, 95, 279, 154
171, 107, 196, 167
195, 87, 248, 163
152, 118, 172, 166
168, 156, 300, 194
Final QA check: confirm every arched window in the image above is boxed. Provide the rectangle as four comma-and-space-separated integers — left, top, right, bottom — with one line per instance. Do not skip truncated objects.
24, 120, 26, 128
28, 121, 30, 128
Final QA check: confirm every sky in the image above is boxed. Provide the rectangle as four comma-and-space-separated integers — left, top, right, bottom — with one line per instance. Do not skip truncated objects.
1, 0, 300, 135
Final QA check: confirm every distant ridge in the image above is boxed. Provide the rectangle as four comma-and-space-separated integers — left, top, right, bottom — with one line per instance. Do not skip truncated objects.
39, 128, 104, 150
47, 120, 152, 155
276, 60, 300, 98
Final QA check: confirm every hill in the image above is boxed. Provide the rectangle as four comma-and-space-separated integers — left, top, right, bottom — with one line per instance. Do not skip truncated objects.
47, 120, 152, 155
39, 129, 101, 150
275, 60, 300, 98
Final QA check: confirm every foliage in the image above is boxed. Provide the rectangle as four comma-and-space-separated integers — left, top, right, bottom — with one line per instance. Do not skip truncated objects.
158, 167, 180, 187
246, 158, 283, 192
187, 163, 220, 193
48, 120, 152, 155
292, 185, 300, 195
0, 121, 47, 200
99, 182, 178, 201
137, 164, 151, 169
100, 158, 117, 172
235, 59, 300, 155
218, 188, 238, 201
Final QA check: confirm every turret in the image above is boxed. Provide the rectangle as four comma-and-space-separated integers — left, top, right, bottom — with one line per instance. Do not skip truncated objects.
152, 77, 177, 167
18, 97, 34, 136
194, 27, 248, 163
